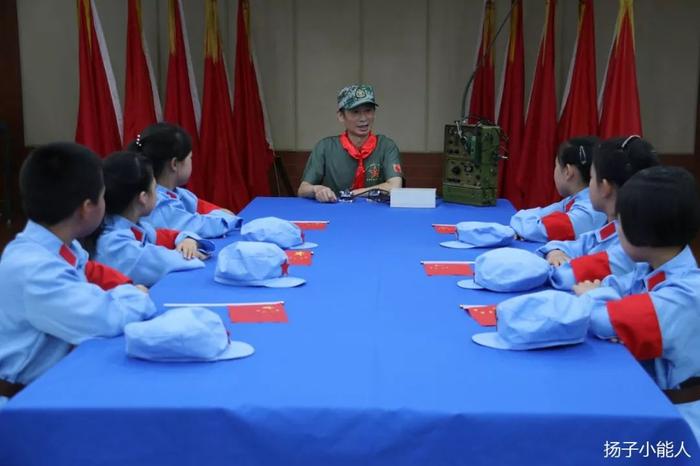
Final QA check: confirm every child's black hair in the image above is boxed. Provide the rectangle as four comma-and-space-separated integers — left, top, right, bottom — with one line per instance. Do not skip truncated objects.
592, 136, 660, 187
103, 151, 155, 216
617, 166, 700, 247
127, 122, 192, 178
19, 142, 103, 226
556, 136, 599, 183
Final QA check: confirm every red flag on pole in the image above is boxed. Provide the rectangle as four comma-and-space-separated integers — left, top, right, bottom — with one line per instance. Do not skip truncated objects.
199, 0, 250, 211
233, 0, 274, 198
558, 0, 598, 142
75, 0, 122, 156
123, 0, 161, 146
518, 0, 559, 208
164, 0, 202, 193
466, 0, 496, 124
496, 0, 524, 208
599, 0, 642, 138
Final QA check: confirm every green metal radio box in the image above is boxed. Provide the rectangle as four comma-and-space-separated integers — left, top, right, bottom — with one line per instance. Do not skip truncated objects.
442, 124, 501, 206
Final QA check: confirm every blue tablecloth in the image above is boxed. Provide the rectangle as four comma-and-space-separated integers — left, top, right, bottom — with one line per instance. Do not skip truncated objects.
0, 197, 697, 466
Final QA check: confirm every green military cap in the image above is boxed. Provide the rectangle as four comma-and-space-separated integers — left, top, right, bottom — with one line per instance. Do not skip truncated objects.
337, 84, 378, 110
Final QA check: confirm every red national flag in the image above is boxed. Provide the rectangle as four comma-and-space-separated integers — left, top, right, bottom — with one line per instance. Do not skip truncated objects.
291, 221, 329, 230
558, 0, 598, 142
461, 304, 497, 327
75, 0, 122, 156
518, 0, 559, 208
228, 301, 288, 323
123, 0, 161, 146
422, 261, 474, 277
233, 0, 274, 198
598, 0, 642, 138
285, 250, 313, 266
164, 0, 202, 193
496, 0, 525, 208
466, 0, 496, 124
199, 0, 250, 211
432, 224, 457, 234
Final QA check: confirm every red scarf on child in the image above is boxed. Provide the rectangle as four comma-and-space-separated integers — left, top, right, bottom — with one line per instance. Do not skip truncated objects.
339, 131, 378, 190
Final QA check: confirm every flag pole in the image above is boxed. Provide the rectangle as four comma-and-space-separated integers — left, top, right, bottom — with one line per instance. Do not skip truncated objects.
460, 0, 518, 123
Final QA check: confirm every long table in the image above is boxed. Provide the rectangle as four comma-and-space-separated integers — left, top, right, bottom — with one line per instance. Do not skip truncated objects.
0, 197, 697, 465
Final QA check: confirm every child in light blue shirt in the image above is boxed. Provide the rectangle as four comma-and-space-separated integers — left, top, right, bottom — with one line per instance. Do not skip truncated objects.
94, 152, 214, 287
131, 123, 243, 237
0, 143, 156, 403
511, 137, 606, 242
576, 166, 700, 443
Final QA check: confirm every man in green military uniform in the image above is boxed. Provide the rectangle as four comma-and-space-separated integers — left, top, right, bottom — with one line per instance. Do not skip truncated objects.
297, 85, 403, 203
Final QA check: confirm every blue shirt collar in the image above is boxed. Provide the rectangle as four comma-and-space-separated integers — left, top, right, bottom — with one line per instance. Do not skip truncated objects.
104, 215, 138, 230
643, 246, 697, 291
21, 221, 84, 266
156, 184, 179, 200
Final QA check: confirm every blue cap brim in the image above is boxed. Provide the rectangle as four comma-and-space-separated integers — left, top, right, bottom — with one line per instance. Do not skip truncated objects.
472, 332, 512, 349
288, 242, 318, 250
217, 340, 255, 360
440, 240, 477, 249
260, 276, 306, 288
214, 275, 306, 288
127, 340, 256, 362
457, 278, 484, 290
472, 332, 585, 351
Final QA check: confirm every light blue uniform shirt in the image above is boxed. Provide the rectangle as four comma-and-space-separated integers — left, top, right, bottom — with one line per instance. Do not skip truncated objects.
581, 246, 700, 442
0, 221, 156, 395
95, 215, 213, 287
538, 220, 620, 257
510, 188, 607, 242
539, 221, 637, 290
144, 185, 243, 238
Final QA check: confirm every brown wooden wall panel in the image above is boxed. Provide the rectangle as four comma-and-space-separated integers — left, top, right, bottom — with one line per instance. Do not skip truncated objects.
272, 151, 697, 196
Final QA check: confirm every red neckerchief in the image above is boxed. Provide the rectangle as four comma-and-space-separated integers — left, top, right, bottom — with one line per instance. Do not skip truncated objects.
339, 132, 377, 190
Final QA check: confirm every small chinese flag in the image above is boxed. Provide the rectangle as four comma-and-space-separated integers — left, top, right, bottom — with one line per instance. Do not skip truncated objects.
423, 261, 474, 276
228, 301, 288, 323
285, 250, 312, 266
433, 224, 457, 234
292, 221, 329, 231
461, 304, 497, 327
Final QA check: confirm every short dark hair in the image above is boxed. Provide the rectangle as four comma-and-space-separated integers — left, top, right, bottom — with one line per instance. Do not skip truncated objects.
592, 136, 660, 188
617, 166, 700, 247
103, 151, 154, 216
556, 136, 599, 183
127, 122, 192, 178
20, 142, 103, 225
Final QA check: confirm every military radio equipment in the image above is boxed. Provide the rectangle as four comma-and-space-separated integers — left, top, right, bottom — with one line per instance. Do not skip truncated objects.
442, 123, 502, 206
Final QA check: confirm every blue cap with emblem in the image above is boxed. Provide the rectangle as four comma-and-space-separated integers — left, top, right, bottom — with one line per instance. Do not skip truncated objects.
441, 221, 515, 249
472, 290, 590, 350
125, 307, 255, 361
215, 241, 306, 288
241, 217, 317, 250
457, 247, 550, 292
